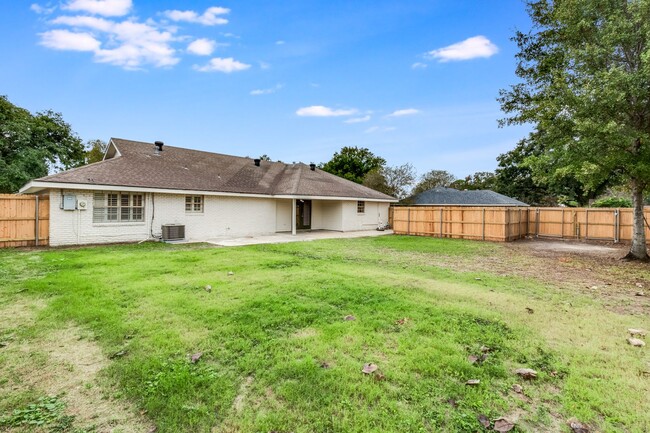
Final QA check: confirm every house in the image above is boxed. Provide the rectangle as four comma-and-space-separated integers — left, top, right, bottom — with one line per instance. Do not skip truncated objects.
19, 138, 397, 246
405, 187, 528, 206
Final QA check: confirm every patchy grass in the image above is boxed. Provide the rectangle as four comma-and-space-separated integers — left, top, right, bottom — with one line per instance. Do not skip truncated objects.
0, 236, 648, 432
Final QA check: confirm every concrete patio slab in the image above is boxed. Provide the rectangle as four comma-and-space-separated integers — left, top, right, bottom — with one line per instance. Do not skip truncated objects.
201, 229, 393, 247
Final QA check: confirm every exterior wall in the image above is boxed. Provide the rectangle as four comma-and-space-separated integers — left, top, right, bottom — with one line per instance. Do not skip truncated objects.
341, 201, 390, 231
314, 200, 343, 231
49, 189, 277, 246
48, 189, 392, 246
275, 199, 292, 232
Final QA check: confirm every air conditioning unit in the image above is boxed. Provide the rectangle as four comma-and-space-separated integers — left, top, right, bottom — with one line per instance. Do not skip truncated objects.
161, 224, 185, 241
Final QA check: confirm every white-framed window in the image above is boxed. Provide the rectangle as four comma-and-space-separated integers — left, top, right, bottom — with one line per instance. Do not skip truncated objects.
93, 192, 144, 223
357, 201, 365, 214
185, 195, 203, 213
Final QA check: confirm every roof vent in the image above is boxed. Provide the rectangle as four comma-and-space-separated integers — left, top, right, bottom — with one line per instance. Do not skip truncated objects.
254, 158, 261, 167
154, 141, 164, 152
309, 163, 316, 171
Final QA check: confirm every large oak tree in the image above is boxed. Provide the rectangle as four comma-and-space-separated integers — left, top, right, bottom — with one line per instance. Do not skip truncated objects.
0, 95, 85, 193
499, 0, 650, 259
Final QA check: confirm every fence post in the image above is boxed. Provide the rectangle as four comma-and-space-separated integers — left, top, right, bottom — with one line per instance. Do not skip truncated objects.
407, 208, 411, 235
585, 209, 589, 240
535, 208, 540, 237
614, 209, 620, 243
34, 196, 39, 247
561, 208, 565, 239
482, 208, 486, 241
439, 208, 443, 238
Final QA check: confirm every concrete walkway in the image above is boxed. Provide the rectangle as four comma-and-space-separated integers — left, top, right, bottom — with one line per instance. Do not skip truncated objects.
201, 229, 393, 247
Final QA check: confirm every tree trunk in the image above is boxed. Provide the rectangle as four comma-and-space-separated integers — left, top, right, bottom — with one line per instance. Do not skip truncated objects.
625, 180, 648, 260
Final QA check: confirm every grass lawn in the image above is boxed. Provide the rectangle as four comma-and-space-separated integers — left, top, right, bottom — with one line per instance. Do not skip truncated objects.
0, 236, 649, 432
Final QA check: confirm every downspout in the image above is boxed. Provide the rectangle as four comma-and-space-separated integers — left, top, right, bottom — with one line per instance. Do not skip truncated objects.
292, 198, 297, 235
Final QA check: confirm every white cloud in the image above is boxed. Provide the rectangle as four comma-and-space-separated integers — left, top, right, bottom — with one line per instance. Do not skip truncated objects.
411, 62, 427, 69
364, 126, 396, 134
427, 35, 498, 62
344, 115, 371, 124
250, 84, 283, 95
194, 57, 250, 73
187, 38, 216, 56
31, 3, 56, 14
46, 16, 179, 69
63, 0, 132, 17
275, 40, 285, 45
39, 29, 100, 51
387, 108, 420, 117
296, 106, 357, 117
164, 6, 230, 26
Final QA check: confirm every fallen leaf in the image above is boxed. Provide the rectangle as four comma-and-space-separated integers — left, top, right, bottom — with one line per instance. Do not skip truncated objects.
525, 307, 534, 314
493, 418, 515, 432
512, 384, 523, 394
190, 352, 203, 363
465, 379, 480, 386
468, 355, 479, 364
475, 277, 482, 280
477, 414, 490, 428
395, 318, 408, 325
628, 338, 646, 347
374, 372, 386, 381
628, 328, 647, 337
480, 345, 491, 353
515, 368, 537, 379
148, 426, 157, 433
635, 291, 645, 296
446, 398, 458, 408
344, 315, 356, 321
362, 363, 378, 374
204, 284, 212, 292
568, 419, 590, 433
227, 271, 234, 276
636, 282, 644, 288
110, 350, 127, 359
320, 361, 330, 369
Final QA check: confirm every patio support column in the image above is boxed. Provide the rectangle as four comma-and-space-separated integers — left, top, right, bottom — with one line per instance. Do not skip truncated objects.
292, 198, 297, 235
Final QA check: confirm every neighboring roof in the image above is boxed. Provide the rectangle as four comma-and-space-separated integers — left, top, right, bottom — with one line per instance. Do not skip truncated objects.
407, 187, 529, 206
22, 138, 396, 201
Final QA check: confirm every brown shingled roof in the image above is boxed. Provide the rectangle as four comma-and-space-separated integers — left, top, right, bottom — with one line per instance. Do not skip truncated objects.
34, 138, 396, 201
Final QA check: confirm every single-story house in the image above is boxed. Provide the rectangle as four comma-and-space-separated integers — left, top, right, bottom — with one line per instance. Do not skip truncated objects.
19, 138, 397, 246
404, 187, 528, 206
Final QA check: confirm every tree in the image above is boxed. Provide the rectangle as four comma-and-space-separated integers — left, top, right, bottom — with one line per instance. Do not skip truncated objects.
450, 171, 497, 191
411, 170, 456, 195
498, 0, 650, 259
0, 95, 85, 193
85, 139, 107, 164
259, 154, 272, 161
363, 163, 416, 199
320, 146, 386, 184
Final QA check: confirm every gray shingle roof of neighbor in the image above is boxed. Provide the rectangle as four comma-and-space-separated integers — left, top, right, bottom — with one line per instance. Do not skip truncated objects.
408, 187, 529, 206
31, 138, 396, 201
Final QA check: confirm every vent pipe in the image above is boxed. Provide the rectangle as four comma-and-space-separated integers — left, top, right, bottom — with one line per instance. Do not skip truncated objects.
154, 141, 164, 152
254, 158, 261, 167
309, 163, 316, 171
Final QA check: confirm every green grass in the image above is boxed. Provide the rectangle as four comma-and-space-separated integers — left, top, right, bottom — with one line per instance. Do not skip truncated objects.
0, 236, 648, 432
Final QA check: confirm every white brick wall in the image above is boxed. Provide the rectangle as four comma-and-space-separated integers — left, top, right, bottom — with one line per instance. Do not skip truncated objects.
48, 189, 390, 246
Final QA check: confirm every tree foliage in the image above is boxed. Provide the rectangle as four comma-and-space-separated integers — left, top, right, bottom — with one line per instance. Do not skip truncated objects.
450, 171, 497, 191
85, 139, 107, 164
362, 163, 416, 199
320, 146, 386, 184
0, 95, 85, 193
411, 170, 456, 196
499, 0, 650, 258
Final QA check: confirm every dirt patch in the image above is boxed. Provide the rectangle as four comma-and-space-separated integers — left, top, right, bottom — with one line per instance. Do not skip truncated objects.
0, 300, 151, 433
291, 327, 318, 338
521, 239, 621, 254
232, 376, 254, 414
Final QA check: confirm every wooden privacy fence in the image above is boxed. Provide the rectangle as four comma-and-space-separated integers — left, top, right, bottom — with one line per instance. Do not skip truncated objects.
0, 194, 49, 248
390, 206, 650, 243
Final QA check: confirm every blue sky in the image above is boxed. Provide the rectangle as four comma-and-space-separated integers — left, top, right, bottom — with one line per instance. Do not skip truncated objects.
1, 0, 532, 178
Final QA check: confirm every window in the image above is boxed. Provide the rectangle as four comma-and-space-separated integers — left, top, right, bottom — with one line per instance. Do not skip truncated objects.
357, 201, 365, 214
185, 195, 203, 213
93, 192, 144, 223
